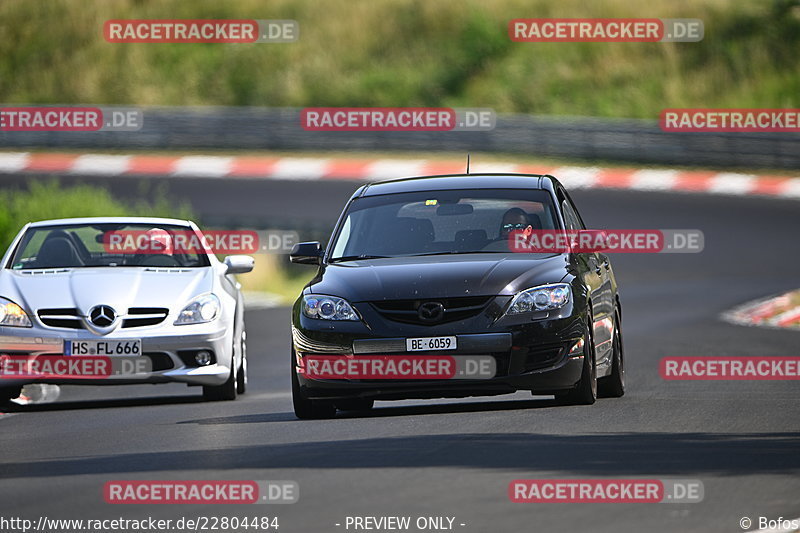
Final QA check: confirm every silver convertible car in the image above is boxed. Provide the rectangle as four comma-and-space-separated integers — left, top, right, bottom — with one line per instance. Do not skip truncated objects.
0, 217, 254, 404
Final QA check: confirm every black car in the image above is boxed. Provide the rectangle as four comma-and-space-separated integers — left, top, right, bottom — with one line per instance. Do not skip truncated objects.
289, 173, 624, 419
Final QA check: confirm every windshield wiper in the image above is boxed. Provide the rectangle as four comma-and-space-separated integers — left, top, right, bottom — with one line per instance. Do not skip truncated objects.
409, 251, 501, 257
329, 254, 390, 263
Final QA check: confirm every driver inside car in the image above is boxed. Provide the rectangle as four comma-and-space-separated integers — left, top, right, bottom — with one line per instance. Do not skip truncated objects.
134, 228, 177, 266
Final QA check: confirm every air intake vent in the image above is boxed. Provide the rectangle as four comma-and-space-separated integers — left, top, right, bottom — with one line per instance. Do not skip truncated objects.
37, 308, 82, 329
122, 307, 169, 328
20, 269, 70, 275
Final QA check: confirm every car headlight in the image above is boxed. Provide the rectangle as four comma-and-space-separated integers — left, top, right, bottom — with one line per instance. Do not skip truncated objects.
0, 297, 32, 327
302, 295, 359, 321
506, 283, 571, 314
175, 294, 220, 325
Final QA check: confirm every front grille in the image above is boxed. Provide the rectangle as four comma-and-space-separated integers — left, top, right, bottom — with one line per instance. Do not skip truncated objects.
370, 296, 493, 325
123, 307, 168, 328
37, 307, 169, 329
38, 308, 82, 329
522, 344, 565, 372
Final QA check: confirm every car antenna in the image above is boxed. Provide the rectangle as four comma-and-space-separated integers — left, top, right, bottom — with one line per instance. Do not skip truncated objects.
466, 154, 470, 174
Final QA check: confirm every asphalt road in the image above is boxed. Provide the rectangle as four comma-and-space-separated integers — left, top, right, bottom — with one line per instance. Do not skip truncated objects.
1, 177, 799, 533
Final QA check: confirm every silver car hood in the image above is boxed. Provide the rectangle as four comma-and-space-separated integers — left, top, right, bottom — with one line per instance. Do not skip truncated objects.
2, 267, 215, 315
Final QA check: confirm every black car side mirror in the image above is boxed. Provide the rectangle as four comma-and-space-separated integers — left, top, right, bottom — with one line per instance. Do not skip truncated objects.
290, 242, 323, 265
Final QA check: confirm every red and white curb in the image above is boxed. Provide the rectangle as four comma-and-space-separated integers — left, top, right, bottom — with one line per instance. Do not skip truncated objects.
1, 152, 799, 199
723, 291, 800, 330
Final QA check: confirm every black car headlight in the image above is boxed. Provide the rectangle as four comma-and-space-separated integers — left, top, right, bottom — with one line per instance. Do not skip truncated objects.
506, 283, 571, 315
302, 295, 359, 321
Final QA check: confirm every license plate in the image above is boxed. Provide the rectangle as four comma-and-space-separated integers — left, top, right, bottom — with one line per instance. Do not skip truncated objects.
65, 339, 142, 356
406, 336, 457, 352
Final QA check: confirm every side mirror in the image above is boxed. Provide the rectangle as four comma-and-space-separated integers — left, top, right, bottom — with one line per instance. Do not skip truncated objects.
290, 242, 323, 265
224, 255, 255, 274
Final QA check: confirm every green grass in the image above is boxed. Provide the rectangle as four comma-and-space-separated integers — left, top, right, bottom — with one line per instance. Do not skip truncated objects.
0, 0, 798, 118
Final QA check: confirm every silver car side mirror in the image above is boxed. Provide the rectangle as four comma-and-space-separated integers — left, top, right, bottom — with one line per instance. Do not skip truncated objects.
224, 255, 255, 275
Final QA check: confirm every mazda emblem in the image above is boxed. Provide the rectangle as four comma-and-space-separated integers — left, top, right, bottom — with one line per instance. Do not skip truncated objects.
418, 301, 445, 323
89, 305, 116, 328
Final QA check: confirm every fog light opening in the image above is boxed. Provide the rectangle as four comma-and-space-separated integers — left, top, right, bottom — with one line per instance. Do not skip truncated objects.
195, 351, 212, 366
568, 337, 585, 357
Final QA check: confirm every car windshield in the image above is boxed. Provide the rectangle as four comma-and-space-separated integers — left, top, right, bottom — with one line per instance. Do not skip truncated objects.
7, 223, 211, 269
330, 188, 560, 260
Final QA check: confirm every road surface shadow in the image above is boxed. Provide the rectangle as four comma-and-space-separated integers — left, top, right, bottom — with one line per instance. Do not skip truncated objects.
177, 397, 561, 425
2, 431, 799, 479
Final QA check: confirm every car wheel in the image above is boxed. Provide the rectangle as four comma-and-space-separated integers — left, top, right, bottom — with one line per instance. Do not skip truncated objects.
291, 349, 336, 420
335, 399, 375, 412
236, 331, 248, 395
203, 359, 237, 402
598, 309, 625, 398
558, 314, 597, 405
0, 386, 22, 407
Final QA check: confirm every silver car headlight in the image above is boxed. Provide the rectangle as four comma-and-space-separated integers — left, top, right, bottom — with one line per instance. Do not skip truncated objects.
506, 283, 571, 314
0, 297, 32, 327
175, 294, 220, 325
302, 295, 358, 321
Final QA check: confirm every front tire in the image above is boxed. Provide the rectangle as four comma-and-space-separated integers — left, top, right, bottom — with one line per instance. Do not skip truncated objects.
203, 361, 237, 401
557, 315, 597, 405
291, 349, 336, 420
598, 309, 625, 398
0, 386, 22, 407
236, 331, 248, 395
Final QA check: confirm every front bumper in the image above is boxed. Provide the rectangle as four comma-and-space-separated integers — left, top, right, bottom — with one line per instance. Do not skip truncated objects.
292, 297, 586, 401
0, 324, 232, 388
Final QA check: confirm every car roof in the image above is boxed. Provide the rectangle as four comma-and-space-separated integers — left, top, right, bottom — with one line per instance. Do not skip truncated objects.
26, 216, 194, 228
357, 173, 561, 197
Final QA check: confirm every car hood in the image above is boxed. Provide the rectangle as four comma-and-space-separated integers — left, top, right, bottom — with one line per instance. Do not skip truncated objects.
1, 267, 214, 315
309, 254, 569, 301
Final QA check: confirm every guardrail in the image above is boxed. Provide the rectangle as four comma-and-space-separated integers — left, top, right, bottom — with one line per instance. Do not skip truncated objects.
1, 107, 798, 169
